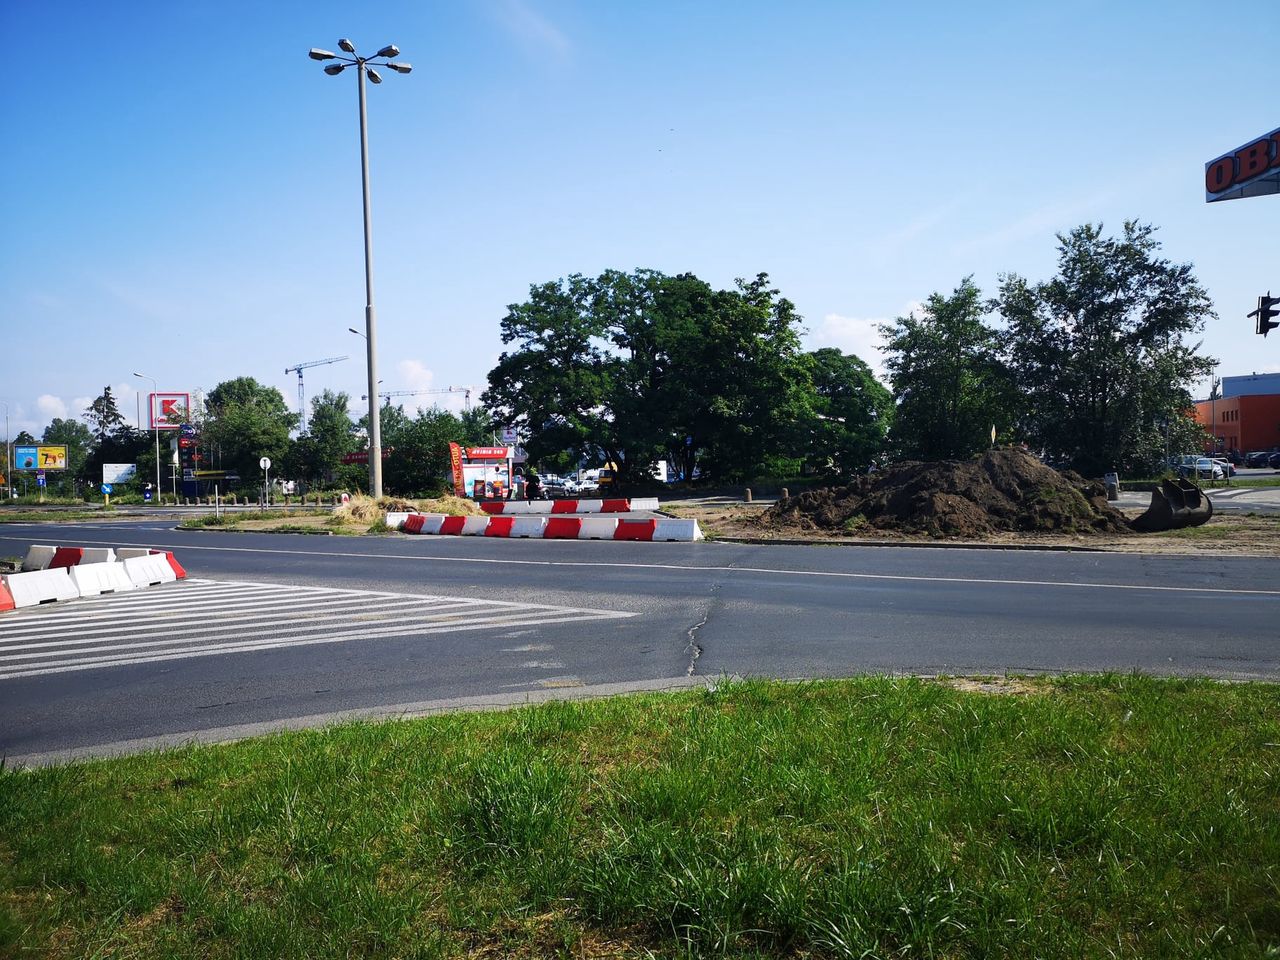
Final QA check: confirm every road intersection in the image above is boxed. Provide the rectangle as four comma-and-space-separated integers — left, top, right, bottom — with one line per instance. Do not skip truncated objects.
1, 519, 1276, 765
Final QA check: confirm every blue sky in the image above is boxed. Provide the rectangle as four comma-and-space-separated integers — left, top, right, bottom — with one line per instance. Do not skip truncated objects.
2, 0, 1277, 439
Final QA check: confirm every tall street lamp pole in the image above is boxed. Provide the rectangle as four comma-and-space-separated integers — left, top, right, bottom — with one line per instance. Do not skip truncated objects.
310, 39, 412, 499
134, 373, 161, 504
0, 400, 10, 500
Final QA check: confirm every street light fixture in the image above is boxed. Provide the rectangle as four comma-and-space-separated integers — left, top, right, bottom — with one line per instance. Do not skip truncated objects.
0, 400, 10, 501
133, 373, 161, 505
311, 37, 412, 499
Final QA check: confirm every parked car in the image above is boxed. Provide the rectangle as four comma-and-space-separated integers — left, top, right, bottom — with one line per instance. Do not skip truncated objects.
1270, 452, 1280, 470
1175, 457, 1225, 480
1245, 451, 1272, 468
1210, 458, 1236, 477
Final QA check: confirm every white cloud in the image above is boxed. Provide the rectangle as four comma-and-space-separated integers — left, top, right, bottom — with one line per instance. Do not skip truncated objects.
485, 0, 570, 59
804, 300, 924, 385
390, 360, 469, 415
36, 395, 68, 420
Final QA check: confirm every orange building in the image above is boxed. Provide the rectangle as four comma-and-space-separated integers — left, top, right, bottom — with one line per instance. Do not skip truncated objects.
1193, 374, 1280, 454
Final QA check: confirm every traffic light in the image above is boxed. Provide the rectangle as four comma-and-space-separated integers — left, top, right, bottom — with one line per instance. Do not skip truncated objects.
1249, 292, 1279, 336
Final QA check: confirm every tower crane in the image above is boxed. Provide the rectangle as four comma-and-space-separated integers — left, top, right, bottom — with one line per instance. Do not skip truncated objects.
285, 356, 348, 433
361, 385, 477, 409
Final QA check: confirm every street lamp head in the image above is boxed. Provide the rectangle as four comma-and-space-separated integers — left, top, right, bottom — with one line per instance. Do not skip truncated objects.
386, 61, 412, 74
338, 38, 356, 53
376, 44, 400, 58
366, 67, 382, 84
309, 48, 338, 60
323, 63, 346, 76
348, 327, 364, 337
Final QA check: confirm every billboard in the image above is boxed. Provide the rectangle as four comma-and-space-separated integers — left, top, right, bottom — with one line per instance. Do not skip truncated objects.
102, 463, 137, 484
14, 445, 67, 470
148, 392, 190, 430
1205, 127, 1280, 202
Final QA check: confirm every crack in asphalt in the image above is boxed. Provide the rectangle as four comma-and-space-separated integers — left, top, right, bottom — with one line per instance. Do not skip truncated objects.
685, 583, 721, 676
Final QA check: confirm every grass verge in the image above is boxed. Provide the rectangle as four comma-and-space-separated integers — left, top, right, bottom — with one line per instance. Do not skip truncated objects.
2, 675, 1278, 958
0, 510, 112, 524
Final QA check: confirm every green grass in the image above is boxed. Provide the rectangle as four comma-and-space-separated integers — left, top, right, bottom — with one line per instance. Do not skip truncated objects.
2, 675, 1278, 958
178, 511, 292, 529
0, 509, 112, 524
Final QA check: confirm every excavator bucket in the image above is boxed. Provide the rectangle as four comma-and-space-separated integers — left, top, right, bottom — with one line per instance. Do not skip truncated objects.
1130, 478, 1214, 532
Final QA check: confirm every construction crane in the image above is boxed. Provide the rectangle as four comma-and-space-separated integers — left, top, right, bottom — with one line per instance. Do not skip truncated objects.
361, 385, 478, 410
285, 356, 348, 433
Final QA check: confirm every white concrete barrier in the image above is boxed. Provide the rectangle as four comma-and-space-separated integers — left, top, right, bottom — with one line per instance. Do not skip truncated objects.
115, 548, 153, 560
576, 499, 604, 514
653, 518, 704, 541
2, 568, 79, 608
69, 562, 137, 598
123, 554, 177, 588
385, 511, 413, 530
21, 545, 57, 571
417, 514, 447, 535
458, 516, 490, 536
510, 517, 548, 538
578, 516, 619, 540
81, 548, 118, 564
630, 497, 661, 511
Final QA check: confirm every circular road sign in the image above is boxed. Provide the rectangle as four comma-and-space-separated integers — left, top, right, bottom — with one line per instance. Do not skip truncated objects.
101, 483, 113, 494
259, 457, 272, 471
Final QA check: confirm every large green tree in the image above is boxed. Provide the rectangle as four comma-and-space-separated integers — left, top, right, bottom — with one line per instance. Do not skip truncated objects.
797, 348, 893, 477
284, 390, 356, 487
881, 278, 1013, 460
484, 269, 812, 483
995, 222, 1216, 475
203, 377, 296, 487
84, 387, 125, 443
42, 418, 96, 495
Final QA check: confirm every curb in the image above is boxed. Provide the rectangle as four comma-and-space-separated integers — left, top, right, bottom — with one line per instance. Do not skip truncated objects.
712, 535, 1113, 553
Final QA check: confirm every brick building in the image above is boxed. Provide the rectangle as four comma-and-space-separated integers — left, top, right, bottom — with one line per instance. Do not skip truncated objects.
1194, 373, 1280, 454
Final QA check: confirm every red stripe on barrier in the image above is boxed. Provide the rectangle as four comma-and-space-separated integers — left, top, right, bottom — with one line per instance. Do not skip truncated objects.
403, 514, 427, 534
49, 548, 84, 569
152, 550, 187, 579
551, 499, 580, 514
439, 515, 467, 535
484, 517, 515, 537
0, 580, 14, 612
613, 519, 656, 541
544, 517, 583, 539
479, 502, 505, 515
601, 499, 630, 513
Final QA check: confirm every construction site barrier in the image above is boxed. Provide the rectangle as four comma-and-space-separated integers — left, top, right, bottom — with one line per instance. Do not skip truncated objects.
1, 568, 79, 608
389, 513, 699, 542
69, 562, 137, 598
21, 545, 57, 571
49, 547, 85, 569
578, 517, 619, 540
475, 497, 656, 516
385, 511, 412, 530
544, 517, 583, 538
510, 516, 548, 538
122, 554, 177, 588
653, 518, 704, 541
614, 519, 658, 541
0, 580, 13, 612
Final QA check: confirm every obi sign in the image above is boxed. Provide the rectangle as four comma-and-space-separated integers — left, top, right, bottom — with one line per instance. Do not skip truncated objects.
148, 393, 190, 430
1205, 127, 1280, 202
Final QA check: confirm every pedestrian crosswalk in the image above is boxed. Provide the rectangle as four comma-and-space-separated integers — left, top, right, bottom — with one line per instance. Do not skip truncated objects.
0, 579, 634, 681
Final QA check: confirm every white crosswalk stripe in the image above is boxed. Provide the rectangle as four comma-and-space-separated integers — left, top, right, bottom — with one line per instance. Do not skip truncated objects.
0, 579, 634, 680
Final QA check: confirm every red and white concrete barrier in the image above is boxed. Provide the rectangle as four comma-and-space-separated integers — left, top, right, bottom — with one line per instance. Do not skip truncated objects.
394, 513, 702, 541
2, 546, 188, 613
478, 497, 661, 515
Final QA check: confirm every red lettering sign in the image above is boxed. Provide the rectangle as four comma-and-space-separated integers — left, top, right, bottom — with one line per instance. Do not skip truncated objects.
1235, 138, 1271, 182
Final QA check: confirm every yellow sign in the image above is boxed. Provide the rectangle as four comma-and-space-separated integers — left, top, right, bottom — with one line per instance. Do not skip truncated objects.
37, 445, 68, 470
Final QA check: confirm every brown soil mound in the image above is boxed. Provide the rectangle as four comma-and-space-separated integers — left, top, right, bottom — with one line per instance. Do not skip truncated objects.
761, 449, 1131, 538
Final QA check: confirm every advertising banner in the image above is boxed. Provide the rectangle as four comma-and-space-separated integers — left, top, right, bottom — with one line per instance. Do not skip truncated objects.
464, 446, 510, 460
102, 463, 138, 484
448, 442, 465, 496
149, 392, 190, 430
1205, 127, 1280, 202
14, 445, 67, 470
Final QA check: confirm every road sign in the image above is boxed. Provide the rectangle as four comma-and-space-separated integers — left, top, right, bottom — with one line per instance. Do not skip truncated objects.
100, 483, 113, 495
179, 423, 196, 438
259, 457, 272, 471
36, 475, 46, 488
144, 485, 153, 502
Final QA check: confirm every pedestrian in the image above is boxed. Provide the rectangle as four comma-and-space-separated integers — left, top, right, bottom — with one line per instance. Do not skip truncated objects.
526, 468, 542, 501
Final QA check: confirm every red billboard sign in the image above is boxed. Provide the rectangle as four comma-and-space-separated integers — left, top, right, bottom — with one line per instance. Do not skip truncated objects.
464, 446, 510, 460
148, 393, 190, 430
1205, 127, 1280, 202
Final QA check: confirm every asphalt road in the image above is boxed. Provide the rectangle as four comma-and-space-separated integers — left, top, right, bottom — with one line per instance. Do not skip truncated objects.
1, 519, 1277, 765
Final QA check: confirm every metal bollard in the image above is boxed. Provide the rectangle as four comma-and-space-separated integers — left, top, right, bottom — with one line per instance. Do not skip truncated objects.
744, 488, 753, 502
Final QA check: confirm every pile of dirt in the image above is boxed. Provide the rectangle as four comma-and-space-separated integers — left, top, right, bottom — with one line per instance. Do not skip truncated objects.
761, 449, 1132, 539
